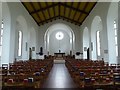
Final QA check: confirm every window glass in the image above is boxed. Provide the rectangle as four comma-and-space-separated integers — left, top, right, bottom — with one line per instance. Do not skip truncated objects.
114, 20, 118, 57
0, 20, 3, 56
97, 31, 100, 56
55, 32, 64, 40
18, 31, 22, 56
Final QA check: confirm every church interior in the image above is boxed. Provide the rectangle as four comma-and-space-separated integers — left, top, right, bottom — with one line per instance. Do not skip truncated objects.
0, 0, 120, 89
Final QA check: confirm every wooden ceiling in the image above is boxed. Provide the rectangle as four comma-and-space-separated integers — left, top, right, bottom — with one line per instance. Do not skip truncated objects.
21, 1, 97, 26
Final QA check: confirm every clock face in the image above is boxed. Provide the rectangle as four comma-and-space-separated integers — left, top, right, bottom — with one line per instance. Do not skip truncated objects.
55, 32, 64, 40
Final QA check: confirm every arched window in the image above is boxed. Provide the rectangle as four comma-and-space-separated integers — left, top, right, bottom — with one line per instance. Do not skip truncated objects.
114, 20, 118, 57
55, 32, 64, 40
18, 31, 22, 56
96, 31, 101, 56
0, 20, 3, 56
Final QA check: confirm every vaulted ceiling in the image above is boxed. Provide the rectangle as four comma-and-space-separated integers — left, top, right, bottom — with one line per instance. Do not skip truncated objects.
21, 1, 97, 26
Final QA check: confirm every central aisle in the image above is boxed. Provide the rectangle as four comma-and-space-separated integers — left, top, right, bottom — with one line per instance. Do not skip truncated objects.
42, 63, 77, 88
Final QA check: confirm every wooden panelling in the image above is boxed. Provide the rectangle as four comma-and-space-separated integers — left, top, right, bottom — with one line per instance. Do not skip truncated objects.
21, 2, 97, 26
32, 13, 41, 23
65, 7, 70, 18
32, 2, 40, 11
74, 12, 81, 21
55, 5, 59, 16
38, 12, 45, 21
49, 7, 54, 18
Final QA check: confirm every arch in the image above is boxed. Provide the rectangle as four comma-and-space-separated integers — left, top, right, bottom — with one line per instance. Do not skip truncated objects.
15, 15, 28, 60
91, 16, 103, 60
83, 27, 89, 59
28, 27, 36, 59
1, 2, 11, 66
107, 2, 118, 64
44, 23, 75, 56
0, 2, 2, 26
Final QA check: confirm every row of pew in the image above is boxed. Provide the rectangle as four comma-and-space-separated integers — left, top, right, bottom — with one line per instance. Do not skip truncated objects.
1, 59, 54, 90
65, 58, 120, 90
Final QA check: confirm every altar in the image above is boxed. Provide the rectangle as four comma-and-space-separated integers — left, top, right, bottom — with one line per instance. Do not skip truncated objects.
54, 53, 65, 59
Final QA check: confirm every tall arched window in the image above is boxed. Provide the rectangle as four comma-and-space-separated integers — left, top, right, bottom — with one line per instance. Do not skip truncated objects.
0, 20, 3, 56
96, 31, 101, 56
18, 31, 22, 56
114, 20, 118, 57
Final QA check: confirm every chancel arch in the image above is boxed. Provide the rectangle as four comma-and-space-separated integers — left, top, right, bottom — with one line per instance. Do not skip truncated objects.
44, 23, 75, 56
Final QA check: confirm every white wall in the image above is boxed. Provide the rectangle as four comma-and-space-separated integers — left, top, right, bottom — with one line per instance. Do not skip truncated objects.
49, 30, 70, 55
8, 2, 39, 62
1, 2, 120, 65
1, 2, 11, 66
1, 2, 39, 65
118, 1, 120, 64
38, 19, 82, 56
107, 2, 118, 64
83, 27, 89, 59
80, 2, 118, 64
80, 2, 110, 62
28, 27, 37, 59
91, 16, 103, 60
45, 23, 75, 56
0, 2, 2, 31
0, 2, 2, 66
15, 16, 28, 60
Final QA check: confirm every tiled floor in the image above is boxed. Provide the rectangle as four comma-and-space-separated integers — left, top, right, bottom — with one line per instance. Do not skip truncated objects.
42, 64, 77, 88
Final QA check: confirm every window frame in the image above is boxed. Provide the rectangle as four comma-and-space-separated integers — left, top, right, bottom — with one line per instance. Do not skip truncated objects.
0, 20, 3, 56
96, 30, 101, 56
114, 20, 118, 57
55, 32, 64, 40
17, 30, 23, 57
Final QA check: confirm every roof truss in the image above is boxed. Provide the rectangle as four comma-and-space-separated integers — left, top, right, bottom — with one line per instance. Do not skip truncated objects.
21, 2, 97, 26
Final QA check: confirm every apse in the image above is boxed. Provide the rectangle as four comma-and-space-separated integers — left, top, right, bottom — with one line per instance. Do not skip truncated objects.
44, 23, 75, 56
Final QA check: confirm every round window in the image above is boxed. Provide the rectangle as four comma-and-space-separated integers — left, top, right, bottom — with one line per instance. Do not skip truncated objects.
55, 32, 64, 40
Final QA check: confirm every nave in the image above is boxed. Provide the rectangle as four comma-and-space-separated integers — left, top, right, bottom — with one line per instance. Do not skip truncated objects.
2, 59, 78, 90
42, 63, 77, 88
1, 1, 120, 90
2, 57, 120, 90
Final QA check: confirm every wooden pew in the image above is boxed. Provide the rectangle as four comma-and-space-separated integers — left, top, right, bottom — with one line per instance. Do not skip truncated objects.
65, 58, 120, 89
2, 58, 54, 89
